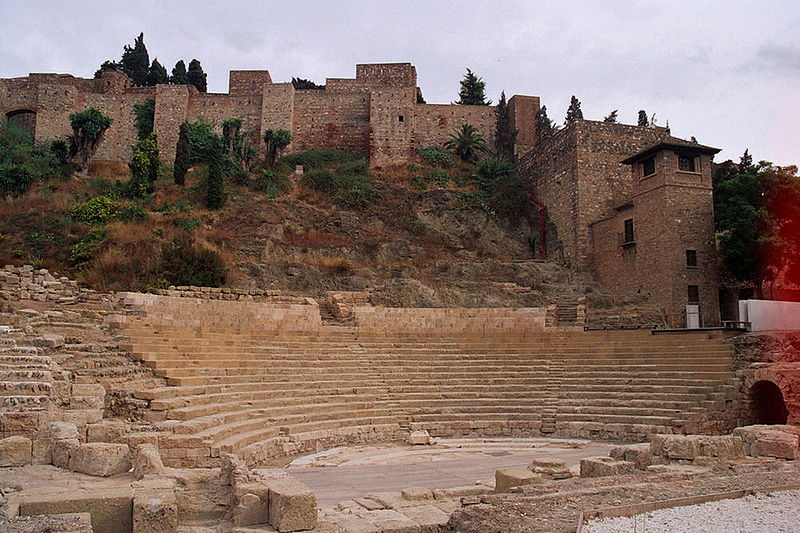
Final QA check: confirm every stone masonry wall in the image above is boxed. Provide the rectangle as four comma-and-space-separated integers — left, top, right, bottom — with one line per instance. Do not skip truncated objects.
292, 90, 370, 155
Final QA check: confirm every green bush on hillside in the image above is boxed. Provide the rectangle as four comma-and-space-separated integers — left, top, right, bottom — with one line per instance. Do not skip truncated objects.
282, 150, 364, 170
160, 236, 226, 287
416, 146, 455, 168
70, 196, 119, 224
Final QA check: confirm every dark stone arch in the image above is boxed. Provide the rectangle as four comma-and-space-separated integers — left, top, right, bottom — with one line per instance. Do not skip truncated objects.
749, 380, 789, 425
5, 108, 37, 136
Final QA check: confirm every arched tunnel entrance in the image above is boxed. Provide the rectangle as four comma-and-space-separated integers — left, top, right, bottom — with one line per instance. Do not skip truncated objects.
749, 380, 789, 425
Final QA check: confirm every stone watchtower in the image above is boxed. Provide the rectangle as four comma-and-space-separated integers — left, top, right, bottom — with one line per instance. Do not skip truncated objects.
590, 139, 722, 326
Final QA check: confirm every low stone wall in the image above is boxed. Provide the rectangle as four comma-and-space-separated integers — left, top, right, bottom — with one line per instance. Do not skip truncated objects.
118, 292, 322, 332
151, 285, 311, 304
352, 306, 548, 334
0, 265, 107, 304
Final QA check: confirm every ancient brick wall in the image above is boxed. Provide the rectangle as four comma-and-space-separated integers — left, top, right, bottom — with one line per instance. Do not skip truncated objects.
369, 88, 417, 166
292, 90, 370, 155
153, 85, 190, 164
411, 103, 496, 154
508, 95, 540, 157
518, 126, 580, 265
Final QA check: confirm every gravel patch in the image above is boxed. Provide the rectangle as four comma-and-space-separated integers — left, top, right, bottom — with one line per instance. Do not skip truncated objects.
584, 490, 800, 533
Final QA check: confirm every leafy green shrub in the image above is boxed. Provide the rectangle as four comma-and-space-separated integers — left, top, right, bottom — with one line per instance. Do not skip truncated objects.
70, 196, 119, 224
300, 156, 376, 209
252, 169, 289, 197
133, 99, 155, 140
124, 133, 159, 199
68, 108, 112, 170
333, 180, 376, 209
90, 177, 123, 198
186, 120, 217, 163
0, 164, 34, 196
416, 146, 455, 168
171, 216, 201, 232
282, 150, 364, 170
116, 204, 148, 223
301, 169, 337, 195
70, 229, 107, 266
160, 236, 226, 287
0, 122, 72, 183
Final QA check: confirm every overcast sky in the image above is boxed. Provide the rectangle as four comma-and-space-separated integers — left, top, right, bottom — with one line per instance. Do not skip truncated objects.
1, 1, 797, 165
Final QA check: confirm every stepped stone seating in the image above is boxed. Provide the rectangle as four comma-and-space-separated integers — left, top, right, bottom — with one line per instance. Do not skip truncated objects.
113, 294, 736, 468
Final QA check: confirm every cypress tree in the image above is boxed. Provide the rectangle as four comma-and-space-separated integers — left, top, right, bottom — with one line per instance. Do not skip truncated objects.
206, 136, 225, 209
174, 122, 190, 186
564, 95, 583, 124
147, 59, 169, 86
94, 60, 122, 78
121, 33, 150, 86
603, 110, 618, 123
170, 60, 188, 85
187, 59, 207, 93
637, 110, 649, 127
535, 105, 555, 140
457, 69, 491, 105
494, 91, 517, 159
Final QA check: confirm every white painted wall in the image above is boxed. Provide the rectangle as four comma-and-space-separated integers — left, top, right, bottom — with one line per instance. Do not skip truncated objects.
739, 299, 800, 331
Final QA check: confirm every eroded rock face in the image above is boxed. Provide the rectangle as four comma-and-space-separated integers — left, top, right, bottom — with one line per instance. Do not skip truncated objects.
68, 442, 131, 476
132, 443, 168, 480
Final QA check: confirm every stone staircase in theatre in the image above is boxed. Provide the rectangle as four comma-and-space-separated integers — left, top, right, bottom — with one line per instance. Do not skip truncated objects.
112, 293, 738, 468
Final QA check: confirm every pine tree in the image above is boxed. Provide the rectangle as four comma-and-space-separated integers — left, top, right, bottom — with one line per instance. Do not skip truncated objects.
170, 61, 188, 84
291, 77, 323, 90
535, 105, 555, 140
121, 33, 150, 86
457, 69, 491, 105
494, 91, 517, 159
637, 110, 649, 127
603, 110, 618, 123
174, 122, 190, 186
147, 59, 169, 86
206, 136, 225, 209
187, 59, 207, 93
564, 95, 583, 124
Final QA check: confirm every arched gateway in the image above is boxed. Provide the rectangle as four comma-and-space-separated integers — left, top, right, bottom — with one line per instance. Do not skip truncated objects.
749, 380, 789, 425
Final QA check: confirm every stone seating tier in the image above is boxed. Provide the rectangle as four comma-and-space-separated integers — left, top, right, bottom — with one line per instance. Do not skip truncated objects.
114, 305, 735, 468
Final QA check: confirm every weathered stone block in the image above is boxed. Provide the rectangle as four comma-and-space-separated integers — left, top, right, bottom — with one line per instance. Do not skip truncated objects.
87, 420, 128, 443
697, 435, 746, 460
133, 493, 178, 533
495, 467, 543, 492
233, 492, 268, 527
32, 438, 52, 464
528, 457, 572, 479
755, 431, 799, 459
408, 430, 431, 445
52, 438, 80, 469
401, 487, 433, 501
580, 457, 636, 478
650, 435, 700, 460
69, 442, 131, 476
610, 443, 652, 469
268, 477, 318, 532
132, 443, 168, 480
50, 421, 79, 441
0, 435, 32, 466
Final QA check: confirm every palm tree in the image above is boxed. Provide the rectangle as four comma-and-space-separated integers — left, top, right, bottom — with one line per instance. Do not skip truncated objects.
444, 123, 488, 162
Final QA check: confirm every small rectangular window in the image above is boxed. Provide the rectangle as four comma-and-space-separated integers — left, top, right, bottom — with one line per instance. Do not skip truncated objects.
678, 155, 696, 172
398, 115, 404, 123
642, 158, 656, 176
686, 250, 698, 267
623, 219, 635, 244
688, 285, 700, 304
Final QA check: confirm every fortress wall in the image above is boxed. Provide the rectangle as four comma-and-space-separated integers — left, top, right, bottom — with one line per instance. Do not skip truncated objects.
291, 90, 370, 155
369, 88, 417, 166
154, 85, 190, 163
574, 121, 669, 265
229, 70, 272, 96
82, 91, 154, 161
518, 126, 580, 266
508, 95, 540, 157
411, 103, 496, 151
1, 78, 41, 115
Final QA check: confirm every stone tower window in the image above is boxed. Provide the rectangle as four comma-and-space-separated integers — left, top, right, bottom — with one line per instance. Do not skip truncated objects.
688, 285, 700, 304
251, 81, 257, 91
642, 158, 656, 177
686, 250, 698, 267
678, 155, 697, 172
398, 115, 404, 123
623, 218, 635, 244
